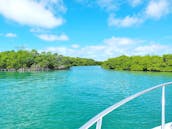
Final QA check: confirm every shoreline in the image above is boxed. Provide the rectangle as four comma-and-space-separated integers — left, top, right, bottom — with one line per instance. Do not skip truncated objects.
0, 66, 70, 72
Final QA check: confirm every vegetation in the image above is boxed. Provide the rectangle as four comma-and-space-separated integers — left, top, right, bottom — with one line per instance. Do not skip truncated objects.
0, 50, 99, 72
102, 55, 172, 72
65, 57, 100, 66
1, 50, 171, 72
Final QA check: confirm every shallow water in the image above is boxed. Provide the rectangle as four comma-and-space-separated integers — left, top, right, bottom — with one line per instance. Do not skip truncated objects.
0, 66, 172, 129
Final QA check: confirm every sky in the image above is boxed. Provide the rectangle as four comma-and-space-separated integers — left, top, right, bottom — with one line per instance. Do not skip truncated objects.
0, 0, 172, 61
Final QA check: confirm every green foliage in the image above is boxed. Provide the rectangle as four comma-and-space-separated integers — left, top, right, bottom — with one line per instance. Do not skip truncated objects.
102, 55, 172, 72
66, 57, 98, 66
0, 50, 99, 71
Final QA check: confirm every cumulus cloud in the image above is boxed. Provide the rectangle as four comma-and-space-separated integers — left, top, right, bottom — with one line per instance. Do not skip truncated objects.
5, 33, 17, 38
108, 0, 172, 27
0, 0, 64, 28
75, 0, 172, 28
43, 36, 172, 60
45, 46, 74, 55
97, 0, 117, 11
145, 0, 170, 19
0, 32, 17, 38
75, 0, 118, 11
129, 0, 142, 7
134, 44, 169, 55
39, 0, 67, 13
104, 36, 141, 45
108, 14, 143, 27
37, 34, 69, 41
71, 44, 80, 48
30, 28, 45, 33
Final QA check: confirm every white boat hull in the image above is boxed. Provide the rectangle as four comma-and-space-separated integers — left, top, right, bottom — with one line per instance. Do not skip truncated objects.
153, 122, 172, 129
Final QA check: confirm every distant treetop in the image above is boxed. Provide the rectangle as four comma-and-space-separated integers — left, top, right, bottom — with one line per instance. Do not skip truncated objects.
102, 55, 172, 72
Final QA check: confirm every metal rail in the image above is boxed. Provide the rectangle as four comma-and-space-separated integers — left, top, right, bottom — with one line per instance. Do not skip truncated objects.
79, 82, 172, 129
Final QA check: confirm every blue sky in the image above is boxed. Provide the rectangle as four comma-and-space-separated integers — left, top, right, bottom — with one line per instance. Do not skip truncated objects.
0, 0, 172, 60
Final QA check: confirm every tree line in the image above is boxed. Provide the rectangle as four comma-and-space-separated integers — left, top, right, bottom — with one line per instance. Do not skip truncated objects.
0, 50, 99, 72
102, 55, 172, 72
1, 50, 172, 72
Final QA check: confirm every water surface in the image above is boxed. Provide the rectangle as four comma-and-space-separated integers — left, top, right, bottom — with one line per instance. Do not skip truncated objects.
0, 66, 172, 129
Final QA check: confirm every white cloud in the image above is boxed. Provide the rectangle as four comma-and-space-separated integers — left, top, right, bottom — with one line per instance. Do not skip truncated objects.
44, 36, 145, 60
45, 46, 74, 55
104, 36, 141, 45
97, 0, 117, 11
145, 0, 170, 19
75, 0, 172, 28
129, 0, 142, 7
43, 36, 172, 60
75, 0, 118, 11
108, 14, 143, 27
30, 28, 46, 33
108, 0, 172, 27
5, 33, 17, 38
134, 44, 169, 55
0, 0, 64, 28
37, 34, 69, 41
71, 44, 80, 48
108, 0, 172, 28
0, 32, 17, 38
39, 0, 67, 13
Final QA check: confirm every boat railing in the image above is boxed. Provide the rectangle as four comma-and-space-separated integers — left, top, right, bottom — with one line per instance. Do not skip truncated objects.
79, 82, 172, 129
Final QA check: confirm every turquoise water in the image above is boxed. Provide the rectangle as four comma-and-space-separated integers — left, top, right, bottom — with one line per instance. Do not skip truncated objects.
1, 66, 172, 129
